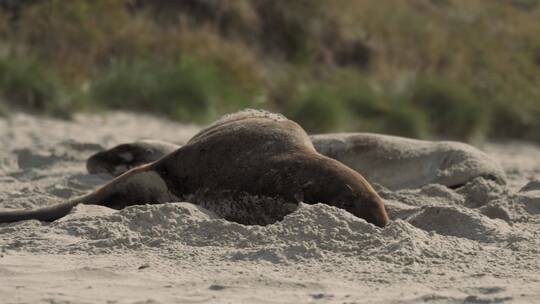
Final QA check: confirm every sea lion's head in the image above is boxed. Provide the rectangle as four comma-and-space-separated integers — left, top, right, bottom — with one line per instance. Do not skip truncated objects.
282, 154, 390, 227
86, 141, 169, 176
347, 185, 389, 227
319, 172, 389, 227
86, 143, 142, 176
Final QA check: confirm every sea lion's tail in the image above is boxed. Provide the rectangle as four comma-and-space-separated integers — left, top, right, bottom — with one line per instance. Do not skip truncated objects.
0, 201, 79, 223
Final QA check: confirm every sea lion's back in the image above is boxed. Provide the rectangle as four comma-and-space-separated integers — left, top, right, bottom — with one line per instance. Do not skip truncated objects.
187, 109, 315, 154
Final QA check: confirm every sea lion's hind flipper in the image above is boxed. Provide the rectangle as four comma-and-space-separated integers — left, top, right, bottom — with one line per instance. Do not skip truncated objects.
0, 201, 78, 223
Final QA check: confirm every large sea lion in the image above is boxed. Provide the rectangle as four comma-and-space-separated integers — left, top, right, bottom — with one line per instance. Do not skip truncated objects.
0, 110, 389, 227
88, 133, 506, 190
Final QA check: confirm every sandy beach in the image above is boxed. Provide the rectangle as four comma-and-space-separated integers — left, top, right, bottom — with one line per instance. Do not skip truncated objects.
1, 112, 539, 304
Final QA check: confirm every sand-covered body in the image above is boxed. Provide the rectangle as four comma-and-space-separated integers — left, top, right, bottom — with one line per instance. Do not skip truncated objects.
311, 133, 506, 190
1, 112, 539, 303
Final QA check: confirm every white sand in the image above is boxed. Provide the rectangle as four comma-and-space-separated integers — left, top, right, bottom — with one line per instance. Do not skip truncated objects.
1, 112, 539, 304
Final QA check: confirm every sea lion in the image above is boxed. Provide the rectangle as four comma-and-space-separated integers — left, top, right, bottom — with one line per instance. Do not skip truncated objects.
311, 133, 506, 190
0, 110, 389, 227
88, 133, 506, 190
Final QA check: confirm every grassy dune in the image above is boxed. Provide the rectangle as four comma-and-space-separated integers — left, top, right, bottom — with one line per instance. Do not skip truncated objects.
0, 0, 539, 141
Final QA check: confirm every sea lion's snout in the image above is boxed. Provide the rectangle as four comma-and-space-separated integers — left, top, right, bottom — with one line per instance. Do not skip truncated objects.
297, 156, 390, 227
340, 174, 389, 228
86, 152, 112, 175
87, 145, 136, 176
357, 197, 389, 228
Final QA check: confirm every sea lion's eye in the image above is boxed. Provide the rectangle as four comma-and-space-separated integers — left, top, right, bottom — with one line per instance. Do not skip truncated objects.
161, 168, 168, 176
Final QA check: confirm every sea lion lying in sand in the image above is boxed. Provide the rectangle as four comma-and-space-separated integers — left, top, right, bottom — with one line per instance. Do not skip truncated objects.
88, 133, 506, 190
0, 110, 389, 227
312, 133, 506, 190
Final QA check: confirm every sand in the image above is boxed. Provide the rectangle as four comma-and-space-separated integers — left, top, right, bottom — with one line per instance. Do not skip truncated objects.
1, 112, 539, 304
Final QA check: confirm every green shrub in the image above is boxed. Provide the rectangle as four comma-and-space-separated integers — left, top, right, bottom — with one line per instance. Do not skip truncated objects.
490, 103, 540, 141
286, 85, 349, 133
336, 77, 428, 137
0, 57, 73, 117
90, 56, 261, 122
349, 97, 429, 139
0, 102, 6, 116
346, 97, 429, 138
406, 78, 488, 140
284, 71, 429, 137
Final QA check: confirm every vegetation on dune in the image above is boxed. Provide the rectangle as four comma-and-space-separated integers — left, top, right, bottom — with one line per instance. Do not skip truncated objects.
0, 57, 74, 117
0, 0, 539, 141
91, 56, 261, 122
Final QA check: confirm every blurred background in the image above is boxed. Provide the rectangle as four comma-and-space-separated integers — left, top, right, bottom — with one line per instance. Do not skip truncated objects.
0, 0, 539, 142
